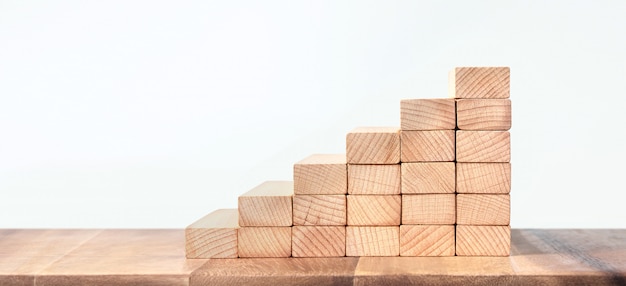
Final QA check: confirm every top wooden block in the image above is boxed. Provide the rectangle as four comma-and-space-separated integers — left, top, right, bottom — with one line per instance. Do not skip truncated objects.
238, 181, 294, 227
294, 154, 347, 195
400, 99, 456, 130
449, 67, 510, 99
346, 127, 400, 164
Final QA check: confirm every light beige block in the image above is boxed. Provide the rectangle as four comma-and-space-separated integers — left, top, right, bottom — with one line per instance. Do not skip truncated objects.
185, 209, 239, 259
400, 98, 456, 130
292, 226, 346, 257
457, 163, 511, 194
293, 195, 346, 226
456, 131, 510, 163
346, 127, 400, 164
456, 225, 511, 256
449, 67, 510, 99
457, 99, 511, 130
238, 227, 291, 258
401, 162, 455, 194
348, 164, 401, 195
238, 181, 293, 227
400, 225, 455, 257
346, 226, 399, 256
347, 195, 401, 226
402, 194, 456, 225
457, 194, 510, 225
294, 154, 347, 195
401, 130, 455, 162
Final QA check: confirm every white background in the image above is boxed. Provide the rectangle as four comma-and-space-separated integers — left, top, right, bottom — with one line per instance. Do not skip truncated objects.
1, 1, 625, 228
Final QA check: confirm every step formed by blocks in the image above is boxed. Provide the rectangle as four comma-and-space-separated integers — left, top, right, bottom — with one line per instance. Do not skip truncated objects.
238, 227, 292, 258
347, 195, 401, 226
238, 181, 294, 227
449, 67, 510, 99
294, 154, 347, 195
401, 162, 455, 194
346, 226, 400, 256
402, 194, 456, 225
456, 225, 511, 256
456, 194, 510, 225
456, 163, 511, 194
346, 127, 400, 164
400, 225, 455, 257
292, 226, 346, 257
400, 98, 456, 130
185, 209, 239, 259
401, 130, 455, 162
456, 99, 511, 131
456, 131, 510, 163
292, 195, 346, 226
348, 164, 401, 195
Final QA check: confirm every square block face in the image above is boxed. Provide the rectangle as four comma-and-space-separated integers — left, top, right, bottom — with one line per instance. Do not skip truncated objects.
293, 195, 346, 226
346, 226, 399, 256
401, 130, 455, 162
456, 99, 511, 131
294, 154, 347, 195
401, 162, 455, 194
348, 164, 401, 195
238, 227, 291, 258
292, 226, 346, 257
346, 127, 400, 164
400, 99, 456, 130
457, 163, 511, 194
456, 194, 510, 225
347, 195, 401, 226
400, 225, 455, 257
449, 67, 510, 99
456, 225, 511, 256
402, 194, 456, 225
185, 209, 239, 259
238, 181, 293, 227
456, 131, 510, 163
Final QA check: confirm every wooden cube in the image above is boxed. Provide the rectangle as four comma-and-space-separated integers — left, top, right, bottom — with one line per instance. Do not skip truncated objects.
238, 181, 293, 227
457, 99, 511, 130
401, 130, 455, 162
401, 162, 455, 194
457, 163, 511, 194
346, 127, 400, 164
457, 194, 510, 225
238, 227, 291, 258
346, 226, 399, 256
400, 225, 455, 257
449, 67, 510, 99
292, 226, 346, 257
456, 131, 510, 163
348, 164, 401, 195
400, 99, 456, 130
185, 209, 239, 259
293, 195, 346, 226
402, 194, 456, 224
294, 154, 347, 195
347, 195, 401, 226
456, 225, 511, 256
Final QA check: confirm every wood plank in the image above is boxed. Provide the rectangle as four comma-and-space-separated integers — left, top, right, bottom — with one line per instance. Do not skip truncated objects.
400, 225, 455, 257
185, 209, 238, 259
292, 195, 346, 226
449, 67, 510, 99
292, 226, 346, 257
402, 194, 456, 225
456, 131, 510, 163
456, 99, 511, 130
456, 194, 510, 225
346, 127, 400, 164
400, 98, 456, 130
346, 226, 399, 256
237, 227, 291, 258
457, 163, 511, 194
401, 130, 455, 162
238, 181, 293, 227
347, 195, 401, 226
294, 154, 347, 195
348, 164, 401, 195
401, 162, 455, 194
456, 225, 511, 256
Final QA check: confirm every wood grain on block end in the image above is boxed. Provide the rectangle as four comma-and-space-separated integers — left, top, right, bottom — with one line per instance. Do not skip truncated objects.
238, 181, 293, 227
401, 162, 455, 194
346, 127, 400, 164
348, 164, 401, 195
347, 195, 401, 226
402, 194, 456, 225
400, 225, 455, 256
401, 130, 455, 162
449, 67, 510, 99
457, 99, 511, 131
346, 226, 399, 256
400, 98, 456, 130
185, 209, 239, 259
457, 163, 511, 194
294, 154, 347, 195
457, 194, 510, 225
456, 131, 510, 163
293, 195, 346, 226
292, 226, 346, 257
456, 225, 511, 256
238, 227, 291, 258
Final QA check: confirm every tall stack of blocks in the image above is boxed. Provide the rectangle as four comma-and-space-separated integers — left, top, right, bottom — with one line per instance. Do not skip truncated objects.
185, 67, 511, 258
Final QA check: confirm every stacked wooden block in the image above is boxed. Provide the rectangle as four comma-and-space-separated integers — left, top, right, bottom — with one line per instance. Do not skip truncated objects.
185, 67, 511, 258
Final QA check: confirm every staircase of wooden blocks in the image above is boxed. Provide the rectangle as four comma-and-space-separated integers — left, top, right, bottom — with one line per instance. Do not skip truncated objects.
185, 67, 511, 258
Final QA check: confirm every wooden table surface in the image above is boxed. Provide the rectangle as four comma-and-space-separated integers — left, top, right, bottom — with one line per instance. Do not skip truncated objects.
1, 229, 624, 285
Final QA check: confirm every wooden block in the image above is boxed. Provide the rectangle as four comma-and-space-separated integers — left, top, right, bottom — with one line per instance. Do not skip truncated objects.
402, 194, 456, 224
456, 225, 511, 256
347, 195, 401, 226
399, 225, 455, 257
457, 194, 510, 225
185, 209, 238, 259
294, 154, 347, 195
401, 130, 455, 162
292, 226, 346, 257
456, 131, 510, 162
400, 99, 456, 130
457, 99, 512, 130
348, 164, 401, 195
346, 127, 400, 164
449, 67, 510, 99
292, 195, 346, 226
238, 181, 293, 227
346, 226, 399, 256
238, 227, 291, 258
401, 162, 455, 194
457, 163, 511, 194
